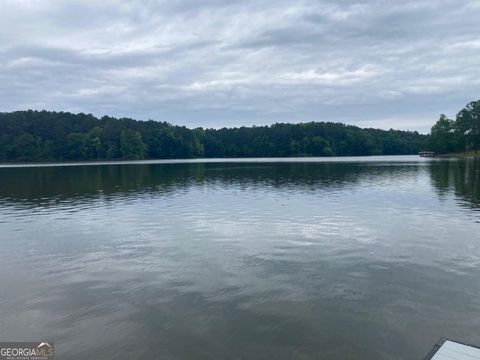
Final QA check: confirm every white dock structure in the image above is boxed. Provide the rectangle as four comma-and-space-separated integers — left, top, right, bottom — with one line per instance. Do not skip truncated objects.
425, 338, 480, 360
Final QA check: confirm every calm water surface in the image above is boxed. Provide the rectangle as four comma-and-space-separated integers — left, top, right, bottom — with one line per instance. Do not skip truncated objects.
0, 156, 479, 359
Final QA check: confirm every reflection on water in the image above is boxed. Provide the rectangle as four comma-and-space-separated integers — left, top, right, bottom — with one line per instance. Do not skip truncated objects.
0, 156, 479, 359
429, 158, 480, 211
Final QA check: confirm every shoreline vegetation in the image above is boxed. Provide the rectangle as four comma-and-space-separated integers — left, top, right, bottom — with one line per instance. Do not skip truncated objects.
0, 110, 426, 163
437, 151, 479, 158
428, 100, 480, 156
0, 100, 478, 163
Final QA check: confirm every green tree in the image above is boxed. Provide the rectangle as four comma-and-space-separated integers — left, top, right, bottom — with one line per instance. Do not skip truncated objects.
428, 114, 456, 154
0, 135, 11, 161
88, 126, 103, 160
131, 131, 145, 160
120, 130, 145, 160
14, 133, 38, 161
456, 100, 480, 153
120, 130, 131, 160
66, 133, 89, 160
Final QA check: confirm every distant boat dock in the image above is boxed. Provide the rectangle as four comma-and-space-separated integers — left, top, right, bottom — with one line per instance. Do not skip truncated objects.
419, 151, 436, 157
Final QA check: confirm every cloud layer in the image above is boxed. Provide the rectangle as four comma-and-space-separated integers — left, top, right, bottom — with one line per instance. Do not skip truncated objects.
1, 0, 479, 132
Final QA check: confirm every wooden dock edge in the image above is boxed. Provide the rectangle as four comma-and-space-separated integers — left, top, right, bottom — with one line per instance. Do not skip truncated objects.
423, 337, 447, 359
423, 337, 480, 359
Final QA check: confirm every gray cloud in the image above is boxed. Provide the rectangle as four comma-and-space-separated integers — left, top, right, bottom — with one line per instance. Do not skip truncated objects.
0, 0, 479, 132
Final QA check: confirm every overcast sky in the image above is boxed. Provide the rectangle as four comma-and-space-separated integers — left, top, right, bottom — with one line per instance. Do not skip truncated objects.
1, 0, 479, 132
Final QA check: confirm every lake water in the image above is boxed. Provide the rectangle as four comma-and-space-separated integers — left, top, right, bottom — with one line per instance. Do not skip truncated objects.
0, 155, 479, 359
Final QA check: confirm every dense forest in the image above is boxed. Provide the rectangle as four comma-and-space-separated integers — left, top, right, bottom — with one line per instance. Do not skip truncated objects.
0, 110, 427, 162
428, 100, 480, 154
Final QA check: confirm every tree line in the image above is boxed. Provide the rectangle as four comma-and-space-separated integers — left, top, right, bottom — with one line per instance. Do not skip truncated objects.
0, 110, 427, 162
428, 100, 480, 154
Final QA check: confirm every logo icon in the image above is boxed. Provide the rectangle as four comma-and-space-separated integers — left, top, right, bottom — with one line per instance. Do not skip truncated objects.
0, 342, 54, 359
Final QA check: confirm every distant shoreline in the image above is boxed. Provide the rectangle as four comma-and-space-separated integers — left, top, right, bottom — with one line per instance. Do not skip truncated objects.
0, 155, 429, 168
437, 151, 480, 158
0, 110, 427, 163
